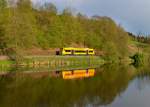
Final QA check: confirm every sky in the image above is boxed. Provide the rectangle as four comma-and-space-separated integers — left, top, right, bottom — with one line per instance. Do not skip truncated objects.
32, 0, 150, 35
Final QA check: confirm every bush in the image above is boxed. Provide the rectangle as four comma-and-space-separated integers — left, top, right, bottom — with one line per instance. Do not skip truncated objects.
130, 53, 144, 66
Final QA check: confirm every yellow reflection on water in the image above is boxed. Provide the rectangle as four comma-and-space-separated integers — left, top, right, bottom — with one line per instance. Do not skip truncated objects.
0, 68, 96, 80
62, 69, 95, 79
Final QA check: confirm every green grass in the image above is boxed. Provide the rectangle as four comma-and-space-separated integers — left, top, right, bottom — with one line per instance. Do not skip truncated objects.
0, 56, 105, 72
0, 60, 15, 72
129, 40, 150, 53
24, 56, 104, 65
132, 41, 149, 48
0, 60, 14, 65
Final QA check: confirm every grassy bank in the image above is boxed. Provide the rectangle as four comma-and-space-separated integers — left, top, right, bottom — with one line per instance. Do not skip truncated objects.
0, 56, 105, 72
0, 60, 15, 72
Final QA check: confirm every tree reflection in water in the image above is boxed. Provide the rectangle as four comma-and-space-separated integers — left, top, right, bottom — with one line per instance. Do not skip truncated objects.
0, 64, 148, 107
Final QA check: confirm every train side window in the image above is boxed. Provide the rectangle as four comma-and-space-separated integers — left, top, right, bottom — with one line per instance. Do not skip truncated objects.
65, 50, 71, 52
89, 51, 93, 53
75, 50, 86, 53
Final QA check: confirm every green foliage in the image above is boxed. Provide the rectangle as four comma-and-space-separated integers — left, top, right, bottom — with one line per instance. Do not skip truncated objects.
131, 53, 144, 66
42, 2, 57, 14
0, 1, 130, 61
0, 24, 6, 54
0, 0, 6, 10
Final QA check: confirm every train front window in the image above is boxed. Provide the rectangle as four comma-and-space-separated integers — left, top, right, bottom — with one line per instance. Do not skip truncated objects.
89, 51, 93, 53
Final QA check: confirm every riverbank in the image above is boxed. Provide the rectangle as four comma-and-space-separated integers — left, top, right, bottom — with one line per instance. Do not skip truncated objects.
0, 56, 105, 72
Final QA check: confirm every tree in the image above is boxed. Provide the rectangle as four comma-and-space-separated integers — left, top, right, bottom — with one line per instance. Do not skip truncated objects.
0, 0, 6, 10
62, 8, 73, 16
0, 0, 7, 54
16, 0, 32, 9
0, 24, 6, 54
0, 1, 131, 60
3, 0, 37, 53
42, 2, 57, 14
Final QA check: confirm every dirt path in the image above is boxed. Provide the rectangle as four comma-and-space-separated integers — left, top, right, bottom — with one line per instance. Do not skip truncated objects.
0, 56, 9, 60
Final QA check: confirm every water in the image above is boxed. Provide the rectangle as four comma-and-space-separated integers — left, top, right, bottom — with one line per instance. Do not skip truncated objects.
0, 64, 150, 107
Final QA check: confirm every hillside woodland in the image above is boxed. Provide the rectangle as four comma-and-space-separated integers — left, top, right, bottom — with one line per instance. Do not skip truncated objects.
1, 0, 149, 61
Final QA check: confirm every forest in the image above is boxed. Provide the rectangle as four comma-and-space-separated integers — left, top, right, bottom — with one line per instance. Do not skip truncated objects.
0, 0, 149, 62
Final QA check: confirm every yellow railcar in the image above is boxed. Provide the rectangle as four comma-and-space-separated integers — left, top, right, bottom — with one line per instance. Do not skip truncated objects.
60, 47, 95, 56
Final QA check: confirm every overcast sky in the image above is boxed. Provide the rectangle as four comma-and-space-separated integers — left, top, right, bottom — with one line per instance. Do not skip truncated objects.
32, 0, 150, 35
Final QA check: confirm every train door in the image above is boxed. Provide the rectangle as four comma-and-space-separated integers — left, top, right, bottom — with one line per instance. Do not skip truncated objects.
71, 50, 74, 55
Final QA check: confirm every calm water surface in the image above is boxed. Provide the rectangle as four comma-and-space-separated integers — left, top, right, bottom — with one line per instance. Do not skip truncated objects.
0, 65, 150, 107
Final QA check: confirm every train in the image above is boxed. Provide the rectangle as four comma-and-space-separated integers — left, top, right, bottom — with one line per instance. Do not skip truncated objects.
56, 47, 95, 56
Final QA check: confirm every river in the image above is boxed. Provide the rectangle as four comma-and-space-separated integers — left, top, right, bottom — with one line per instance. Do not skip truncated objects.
0, 64, 150, 107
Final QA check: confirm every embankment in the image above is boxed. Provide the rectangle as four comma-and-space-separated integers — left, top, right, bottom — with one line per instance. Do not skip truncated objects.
0, 56, 105, 72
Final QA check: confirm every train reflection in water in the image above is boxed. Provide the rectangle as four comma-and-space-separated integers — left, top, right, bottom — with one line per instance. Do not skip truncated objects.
62, 69, 95, 79
0, 68, 96, 80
